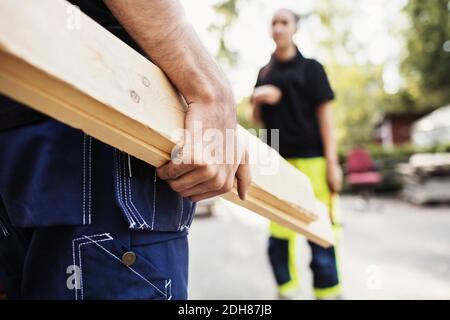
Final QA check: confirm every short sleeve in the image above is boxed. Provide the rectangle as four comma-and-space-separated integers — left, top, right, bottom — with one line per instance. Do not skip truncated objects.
254, 63, 277, 89
254, 69, 263, 88
307, 60, 335, 106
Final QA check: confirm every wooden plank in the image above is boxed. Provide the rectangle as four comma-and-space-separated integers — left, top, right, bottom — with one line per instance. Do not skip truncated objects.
0, 46, 334, 247
223, 192, 333, 248
0, 0, 334, 247
0, 49, 318, 224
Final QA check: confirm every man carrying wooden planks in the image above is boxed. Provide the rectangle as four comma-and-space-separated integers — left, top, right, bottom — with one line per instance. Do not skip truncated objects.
0, 0, 251, 300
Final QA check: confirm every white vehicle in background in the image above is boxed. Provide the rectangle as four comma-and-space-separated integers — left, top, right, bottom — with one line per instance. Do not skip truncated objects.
399, 106, 450, 205
412, 105, 450, 147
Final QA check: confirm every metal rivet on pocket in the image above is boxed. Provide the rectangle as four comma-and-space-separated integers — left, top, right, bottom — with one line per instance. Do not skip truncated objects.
121, 251, 136, 266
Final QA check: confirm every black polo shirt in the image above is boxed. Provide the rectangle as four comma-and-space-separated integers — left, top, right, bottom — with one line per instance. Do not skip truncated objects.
1, 0, 143, 131
255, 48, 335, 158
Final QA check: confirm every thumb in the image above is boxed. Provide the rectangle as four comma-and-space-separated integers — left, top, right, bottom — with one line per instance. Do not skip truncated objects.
236, 150, 251, 200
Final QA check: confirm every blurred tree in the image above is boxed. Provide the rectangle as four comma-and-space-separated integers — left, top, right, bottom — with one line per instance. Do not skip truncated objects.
327, 65, 385, 147
398, 0, 450, 111
236, 97, 254, 130
314, 0, 385, 146
315, 0, 352, 65
209, 0, 240, 66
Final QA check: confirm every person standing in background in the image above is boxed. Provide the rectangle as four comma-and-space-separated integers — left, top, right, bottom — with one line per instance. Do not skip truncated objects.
251, 8, 343, 300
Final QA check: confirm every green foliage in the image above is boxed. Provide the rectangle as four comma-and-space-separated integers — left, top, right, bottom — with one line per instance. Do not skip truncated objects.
209, 0, 240, 66
327, 65, 385, 147
236, 97, 256, 130
398, 0, 450, 111
312, 0, 386, 146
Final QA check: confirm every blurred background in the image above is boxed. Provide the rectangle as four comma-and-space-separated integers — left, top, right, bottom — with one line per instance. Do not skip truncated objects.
180, 0, 450, 299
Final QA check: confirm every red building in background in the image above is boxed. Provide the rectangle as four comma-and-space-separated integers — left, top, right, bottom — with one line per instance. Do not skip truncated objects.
374, 112, 429, 148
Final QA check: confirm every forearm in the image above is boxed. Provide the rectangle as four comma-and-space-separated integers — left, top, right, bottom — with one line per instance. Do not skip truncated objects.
105, 0, 250, 201
252, 92, 269, 106
104, 0, 233, 107
316, 102, 338, 165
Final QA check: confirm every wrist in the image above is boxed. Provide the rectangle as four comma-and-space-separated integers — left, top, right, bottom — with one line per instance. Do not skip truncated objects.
185, 76, 234, 105
326, 158, 339, 169
252, 93, 263, 105
185, 83, 237, 128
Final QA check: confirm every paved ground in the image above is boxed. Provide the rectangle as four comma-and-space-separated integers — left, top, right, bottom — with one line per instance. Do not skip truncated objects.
188, 195, 450, 300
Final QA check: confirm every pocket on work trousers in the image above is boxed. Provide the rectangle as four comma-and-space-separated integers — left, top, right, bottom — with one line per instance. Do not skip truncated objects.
71, 232, 172, 300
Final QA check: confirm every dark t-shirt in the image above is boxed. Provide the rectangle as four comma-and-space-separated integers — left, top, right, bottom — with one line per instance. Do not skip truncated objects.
255, 48, 335, 158
67, 0, 145, 54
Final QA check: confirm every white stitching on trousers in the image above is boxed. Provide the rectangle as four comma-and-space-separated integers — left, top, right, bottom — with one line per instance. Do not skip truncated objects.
78, 236, 113, 300
165, 279, 172, 300
125, 154, 149, 228
72, 233, 111, 300
115, 150, 136, 228
120, 154, 143, 228
88, 136, 92, 225
82, 134, 86, 225
0, 221, 9, 237
185, 202, 196, 230
82, 135, 92, 225
178, 198, 184, 231
128, 176, 150, 229
121, 153, 149, 229
151, 170, 157, 230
